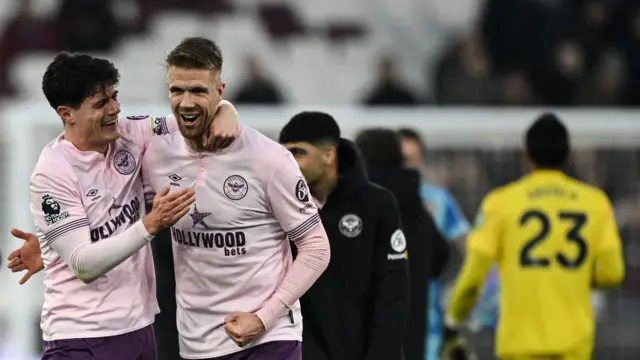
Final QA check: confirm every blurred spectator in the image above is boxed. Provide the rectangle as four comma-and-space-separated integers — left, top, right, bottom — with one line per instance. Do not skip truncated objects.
356, 128, 450, 360
362, 56, 418, 106
622, 6, 640, 105
575, 51, 624, 105
0, 0, 59, 95
397, 128, 472, 360
231, 55, 285, 105
57, 0, 121, 52
434, 35, 502, 105
532, 39, 587, 105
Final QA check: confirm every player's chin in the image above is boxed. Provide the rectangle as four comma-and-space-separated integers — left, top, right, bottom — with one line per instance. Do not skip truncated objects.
99, 125, 121, 141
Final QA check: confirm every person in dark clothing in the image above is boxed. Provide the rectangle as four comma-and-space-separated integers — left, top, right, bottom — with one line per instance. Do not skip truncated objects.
355, 128, 450, 360
279, 112, 410, 360
150, 229, 180, 360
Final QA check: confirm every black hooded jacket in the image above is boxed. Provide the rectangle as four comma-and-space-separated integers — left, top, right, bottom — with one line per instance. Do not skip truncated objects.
367, 168, 450, 360
298, 139, 410, 360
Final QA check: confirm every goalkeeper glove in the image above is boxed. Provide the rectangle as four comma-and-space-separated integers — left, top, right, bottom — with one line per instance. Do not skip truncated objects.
440, 326, 476, 360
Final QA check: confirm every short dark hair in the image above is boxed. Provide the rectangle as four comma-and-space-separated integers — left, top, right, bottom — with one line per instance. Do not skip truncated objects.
279, 111, 341, 146
355, 128, 404, 169
397, 127, 427, 155
525, 112, 570, 168
42, 52, 119, 109
165, 37, 223, 71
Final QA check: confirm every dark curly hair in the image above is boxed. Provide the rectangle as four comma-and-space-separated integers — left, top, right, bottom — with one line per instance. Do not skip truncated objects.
42, 52, 120, 110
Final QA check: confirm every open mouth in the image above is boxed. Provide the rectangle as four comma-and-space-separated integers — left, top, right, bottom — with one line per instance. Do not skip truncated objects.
180, 114, 200, 125
101, 118, 117, 127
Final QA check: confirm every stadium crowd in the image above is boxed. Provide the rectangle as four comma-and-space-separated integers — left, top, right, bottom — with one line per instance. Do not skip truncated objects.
1, 0, 640, 106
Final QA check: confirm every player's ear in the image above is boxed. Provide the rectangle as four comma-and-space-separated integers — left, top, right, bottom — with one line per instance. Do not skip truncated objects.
56, 106, 73, 125
217, 82, 226, 98
323, 146, 337, 166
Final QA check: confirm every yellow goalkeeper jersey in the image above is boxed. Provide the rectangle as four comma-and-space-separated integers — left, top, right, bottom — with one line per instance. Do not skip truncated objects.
459, 170, 624, 357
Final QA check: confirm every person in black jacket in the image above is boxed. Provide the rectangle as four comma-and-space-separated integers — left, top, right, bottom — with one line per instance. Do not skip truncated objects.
150, 229, 181, 360
279, 111, 410, 360
355, 128, 450, 360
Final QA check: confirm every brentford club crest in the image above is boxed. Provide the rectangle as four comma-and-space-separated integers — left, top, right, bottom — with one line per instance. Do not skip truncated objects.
113, 150, 136, 175
339, 214, 363, 238
223, 175, 248, 200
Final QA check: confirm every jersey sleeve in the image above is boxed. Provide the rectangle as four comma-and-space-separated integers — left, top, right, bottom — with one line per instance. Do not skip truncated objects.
30, 167, 89, 249
266, 152, 321, 241
118, 115, 178, 151
595, 197, 623, 255
466, 192, 502, 259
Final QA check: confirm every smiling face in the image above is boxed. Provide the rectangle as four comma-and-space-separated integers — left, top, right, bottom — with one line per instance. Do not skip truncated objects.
42, 52, 121, 152
57, 84, 121, 151
282, 141, 336, 187
167, 66, 225, 142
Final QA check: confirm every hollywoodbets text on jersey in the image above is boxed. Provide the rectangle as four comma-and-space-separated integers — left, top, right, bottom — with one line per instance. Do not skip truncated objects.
171, 228, 247, 256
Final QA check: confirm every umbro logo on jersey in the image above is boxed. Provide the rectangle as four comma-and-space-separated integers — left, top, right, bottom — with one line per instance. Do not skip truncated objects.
86, 189, 99, 197
169, 174, 182, 187
86, 189, 102, 201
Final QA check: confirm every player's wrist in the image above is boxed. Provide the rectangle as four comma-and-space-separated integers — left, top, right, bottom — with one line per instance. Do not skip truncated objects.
142, 214, 160, 236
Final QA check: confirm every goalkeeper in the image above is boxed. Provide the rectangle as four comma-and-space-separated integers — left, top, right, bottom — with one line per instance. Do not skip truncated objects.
442, 113, 624, 360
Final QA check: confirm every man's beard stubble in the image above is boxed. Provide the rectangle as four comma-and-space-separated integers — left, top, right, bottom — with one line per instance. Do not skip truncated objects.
178, 107, 212, 151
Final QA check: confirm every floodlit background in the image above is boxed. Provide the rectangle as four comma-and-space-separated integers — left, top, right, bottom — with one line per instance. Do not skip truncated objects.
1, 0, 640, 359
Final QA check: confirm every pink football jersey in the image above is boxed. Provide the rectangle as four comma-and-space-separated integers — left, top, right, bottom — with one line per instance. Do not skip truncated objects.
142, 124, 320, 359
30, 115, 176, 340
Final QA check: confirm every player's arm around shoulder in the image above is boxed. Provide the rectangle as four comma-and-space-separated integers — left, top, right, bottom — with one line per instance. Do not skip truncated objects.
363, 185, 410, 360
592, 190, 625, 289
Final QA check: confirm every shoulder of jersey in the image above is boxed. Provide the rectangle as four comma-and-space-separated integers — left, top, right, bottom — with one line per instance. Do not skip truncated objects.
242, 124, 290, 158
566, 176, 611, 205
31, 146, 74, 182
482, 183, 511, 205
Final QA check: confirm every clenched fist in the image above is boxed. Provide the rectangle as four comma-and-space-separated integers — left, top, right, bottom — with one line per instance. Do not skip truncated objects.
143, 186, 195, 235
224, 312, 266, 347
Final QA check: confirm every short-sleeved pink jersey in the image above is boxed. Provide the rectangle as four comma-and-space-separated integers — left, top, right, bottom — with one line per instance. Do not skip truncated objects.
142, 124, 320, 359
30, 115, 176, 340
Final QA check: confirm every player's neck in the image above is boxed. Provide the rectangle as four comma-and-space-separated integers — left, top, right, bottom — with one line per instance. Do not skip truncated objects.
64, 131, 108, 153
312, 166, 338, 203
185, 138, 207, 153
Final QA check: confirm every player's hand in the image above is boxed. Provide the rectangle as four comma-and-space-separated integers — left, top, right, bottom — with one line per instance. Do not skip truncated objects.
7, 228, 44, 285
144, 186, 196, 235
441, 326, 476, 360
223, 311, 266, 347
203, 101, 238, 150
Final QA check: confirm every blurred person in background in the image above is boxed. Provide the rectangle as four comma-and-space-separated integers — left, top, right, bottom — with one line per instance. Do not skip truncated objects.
279, 112, 409, 360
231, 54, 285, 104
362, 56, 418, 106
0, 0, 60, 95
443, 113, 625, 360
398, 128, 498, 360
354, 128, 450, 360
434, 34, 502, 105
57, 0, 121, 52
